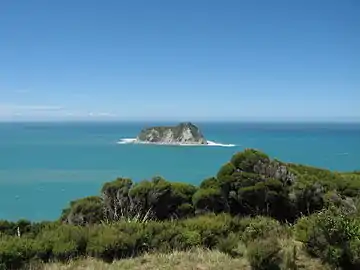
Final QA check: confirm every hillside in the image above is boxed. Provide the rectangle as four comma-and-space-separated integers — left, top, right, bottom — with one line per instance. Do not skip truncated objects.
0, 149, 359, 270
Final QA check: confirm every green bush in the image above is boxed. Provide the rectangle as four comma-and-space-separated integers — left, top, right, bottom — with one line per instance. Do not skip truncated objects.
0, 236, 36, 270
304, 207, 360, 269
240, 216, 282, 244
230, 149, 270, 173
61, 196, 104, 225
216, 232, 243, 257
181, 214, 232, 248
175, 230, 202, 249
293, 215, 315, 242
247, 237, 282, 270
217, 163, 236, 179
35, 225, 87, 262
145, 221, 183, 252
87, 224, 139, 261
200, 177, 220, 189
192, 188, 226, 214
52, 240, 78, 262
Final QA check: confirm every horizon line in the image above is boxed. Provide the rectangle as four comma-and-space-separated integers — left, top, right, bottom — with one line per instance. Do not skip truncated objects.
0, 119, 359, 124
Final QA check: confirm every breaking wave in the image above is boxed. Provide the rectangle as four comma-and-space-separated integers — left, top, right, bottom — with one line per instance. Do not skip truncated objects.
117, 138, 236, 147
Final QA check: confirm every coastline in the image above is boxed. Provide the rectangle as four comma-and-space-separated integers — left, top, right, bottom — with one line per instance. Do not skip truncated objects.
117, 138, 236, 147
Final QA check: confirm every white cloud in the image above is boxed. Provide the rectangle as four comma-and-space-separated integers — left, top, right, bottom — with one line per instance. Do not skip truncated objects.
87, 112, 117, 117
0, 103, 118, 120
0, 104, 63, 111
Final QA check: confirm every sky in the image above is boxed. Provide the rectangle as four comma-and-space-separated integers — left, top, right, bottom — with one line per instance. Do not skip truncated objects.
0, 0, 359, 122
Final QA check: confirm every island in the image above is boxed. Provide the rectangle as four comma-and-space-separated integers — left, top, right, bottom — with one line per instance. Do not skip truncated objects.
135, 122, 208, 145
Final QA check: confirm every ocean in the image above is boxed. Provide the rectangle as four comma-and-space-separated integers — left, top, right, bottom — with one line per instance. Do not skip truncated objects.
0, 122, 359, 221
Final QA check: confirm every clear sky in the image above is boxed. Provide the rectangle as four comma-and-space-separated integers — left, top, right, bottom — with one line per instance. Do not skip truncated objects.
0, 0, 359, 122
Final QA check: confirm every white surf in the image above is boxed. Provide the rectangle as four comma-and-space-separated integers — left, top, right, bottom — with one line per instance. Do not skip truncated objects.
117, 138, 235, 147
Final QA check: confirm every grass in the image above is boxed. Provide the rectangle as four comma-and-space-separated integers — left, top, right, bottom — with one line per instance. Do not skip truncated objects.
39, 245, 329, 270
41, 249, 249, 270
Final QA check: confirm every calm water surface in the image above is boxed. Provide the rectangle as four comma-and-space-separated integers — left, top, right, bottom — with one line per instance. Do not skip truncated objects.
0, 122, 359, 221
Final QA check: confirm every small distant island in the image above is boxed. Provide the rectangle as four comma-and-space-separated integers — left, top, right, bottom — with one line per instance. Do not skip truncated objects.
135, 122, 208, 145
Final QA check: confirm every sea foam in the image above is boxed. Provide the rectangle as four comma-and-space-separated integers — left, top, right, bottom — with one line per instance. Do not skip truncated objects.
117, 138, 235, 147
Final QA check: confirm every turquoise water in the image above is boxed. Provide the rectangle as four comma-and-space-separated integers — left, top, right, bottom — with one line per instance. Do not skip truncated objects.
0, 122, 359, 221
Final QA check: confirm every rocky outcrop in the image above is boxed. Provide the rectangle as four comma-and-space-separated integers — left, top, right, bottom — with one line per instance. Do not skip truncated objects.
135, 122, 207, 145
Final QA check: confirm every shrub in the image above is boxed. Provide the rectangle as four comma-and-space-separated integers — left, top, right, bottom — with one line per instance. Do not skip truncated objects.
192, 188, 226, 214
87, 224, 139, 262
61, 196, 104, 225
230, 149, 270, 173
303, 207, 360, 268
247, 237, 282, 270
0, 221, 14, 236
169, 182, 197, 218
145, 221, 183, 252
175, 230, 202, 249
216, 233, 244, 257
217, 163, 235, 179
200, 177, 220, 189
130, 177, 173, 220
51, 240, 78, 262
293, 215, 315, 242
35, 225, 88, 262
181, 214, 232, 248
240, 216, 282, 244
0, 236, 36, 270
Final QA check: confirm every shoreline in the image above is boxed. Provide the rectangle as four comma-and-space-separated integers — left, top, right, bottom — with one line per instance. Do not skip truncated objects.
117, 138, 236, 147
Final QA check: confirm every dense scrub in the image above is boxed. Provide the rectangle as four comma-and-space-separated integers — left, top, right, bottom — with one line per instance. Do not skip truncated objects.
1, 149, 359, 269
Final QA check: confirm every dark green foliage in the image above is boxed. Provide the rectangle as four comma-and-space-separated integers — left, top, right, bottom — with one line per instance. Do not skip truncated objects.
168, 182, 197, 218
293, 181, 325, 216
237, 179, 292, 220
230, 149, 270, 173
58, 149, 360, 225
216, 163, 235, 179
102, 177, 134, 222
129, 177, 173, 220
99, 177, 198, 223
61, 196, 103, 225
200, 177, 220, 189
0, 220, 54, 238
192, 188, 226, 214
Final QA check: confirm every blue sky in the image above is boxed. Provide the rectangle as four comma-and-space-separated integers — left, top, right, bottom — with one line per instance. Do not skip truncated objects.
0, 0, 359, 122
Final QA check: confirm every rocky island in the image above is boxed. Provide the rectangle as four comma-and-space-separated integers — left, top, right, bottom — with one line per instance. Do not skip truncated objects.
135, 122, 208, 145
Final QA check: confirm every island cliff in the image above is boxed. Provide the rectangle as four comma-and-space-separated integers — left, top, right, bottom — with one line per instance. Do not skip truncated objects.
135, 122, 208, 145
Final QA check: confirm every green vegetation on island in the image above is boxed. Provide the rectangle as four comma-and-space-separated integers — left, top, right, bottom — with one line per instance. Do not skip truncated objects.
136, 122, 208, 144
1, 149, 360, 269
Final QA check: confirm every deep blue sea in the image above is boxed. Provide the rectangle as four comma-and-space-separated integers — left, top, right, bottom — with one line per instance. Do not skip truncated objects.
0, 122, 359, 221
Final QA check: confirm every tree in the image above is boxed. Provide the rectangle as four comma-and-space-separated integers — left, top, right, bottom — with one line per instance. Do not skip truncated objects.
61, 196, 103, 225
101, 178, 134, 222
192, 188, 226, 214
230, 149, 270, 173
